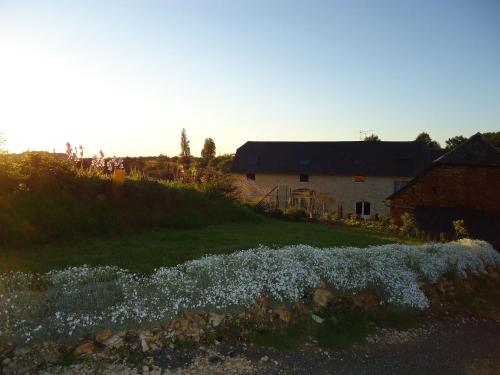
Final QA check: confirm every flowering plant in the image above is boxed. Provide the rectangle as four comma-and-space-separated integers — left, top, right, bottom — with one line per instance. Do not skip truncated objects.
65, 142, 83, 164
1, 239, 498, 344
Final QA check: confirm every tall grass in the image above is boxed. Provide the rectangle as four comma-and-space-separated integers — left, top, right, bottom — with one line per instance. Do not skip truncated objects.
0, 152, 259, 246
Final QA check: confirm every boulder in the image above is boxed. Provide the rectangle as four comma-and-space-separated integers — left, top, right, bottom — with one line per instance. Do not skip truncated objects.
352, 289, 379, 310
73, 341, 95, 357
208, 313, 225, 328
313, 288, 334, 307
95, 329, 113, 343
169, 312, 207, 342
273, 306, 292, 322
103, 335, 124, 349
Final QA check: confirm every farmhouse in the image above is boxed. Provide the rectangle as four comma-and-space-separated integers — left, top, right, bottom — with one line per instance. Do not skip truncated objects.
385, 133, 500, 246
231, 140, 439, 219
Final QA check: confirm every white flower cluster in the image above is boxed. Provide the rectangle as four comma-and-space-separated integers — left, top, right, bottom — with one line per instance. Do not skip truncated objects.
1, 239, 498, 345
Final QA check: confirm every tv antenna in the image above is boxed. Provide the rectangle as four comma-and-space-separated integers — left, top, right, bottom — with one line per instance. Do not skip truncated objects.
359, 130, 375, 140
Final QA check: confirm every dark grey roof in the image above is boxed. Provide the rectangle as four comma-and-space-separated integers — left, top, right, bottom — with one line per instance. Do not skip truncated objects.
232, 141, 435, 177
433, 133, 500, 167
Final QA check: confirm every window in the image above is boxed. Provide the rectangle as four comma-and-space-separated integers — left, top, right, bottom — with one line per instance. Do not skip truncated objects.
393, 180, 407, 193
299, 174, 309, 182
354, 175, 365, 183
246, 173, 255, 181
355, 201, 371, 216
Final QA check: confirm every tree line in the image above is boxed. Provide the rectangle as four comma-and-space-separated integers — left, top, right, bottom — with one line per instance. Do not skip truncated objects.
364, 131, 500, 150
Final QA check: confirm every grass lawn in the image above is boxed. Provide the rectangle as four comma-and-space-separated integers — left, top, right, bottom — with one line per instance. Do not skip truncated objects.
0, 219, 416, 273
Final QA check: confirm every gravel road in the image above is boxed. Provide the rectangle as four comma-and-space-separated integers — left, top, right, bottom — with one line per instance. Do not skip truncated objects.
42, 317, 500, 375
252, 317, 500, 375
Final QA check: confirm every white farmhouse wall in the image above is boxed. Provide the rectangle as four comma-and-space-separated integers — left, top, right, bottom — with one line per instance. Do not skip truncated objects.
233, 173, 413, 219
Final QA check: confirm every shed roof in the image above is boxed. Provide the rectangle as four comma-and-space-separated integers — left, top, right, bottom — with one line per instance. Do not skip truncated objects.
434, 133, 500, 167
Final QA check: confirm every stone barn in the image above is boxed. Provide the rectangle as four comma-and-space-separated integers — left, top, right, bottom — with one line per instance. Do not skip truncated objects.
231, 140, 439, 219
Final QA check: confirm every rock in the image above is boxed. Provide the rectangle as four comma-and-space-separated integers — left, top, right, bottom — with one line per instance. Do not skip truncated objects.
103, 334, 124, 349
208, 355, 223, 364
313, 288, 334, 307
73, 341, 95, 357
352, 289, 379, 310
208, 312, 225, 328
95, 329, 113, 343
2, 358, 11, 366
249, 298, 269, 322
260, 355, 269, 363
311, 314, 325, 324
273, 306, 292, 322
139, 332, 151, 352
13, 347, 30, 358
169, 312, 207, 342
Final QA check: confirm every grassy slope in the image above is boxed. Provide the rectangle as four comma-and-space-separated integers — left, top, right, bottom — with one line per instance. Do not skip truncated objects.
0, 219, 416, 273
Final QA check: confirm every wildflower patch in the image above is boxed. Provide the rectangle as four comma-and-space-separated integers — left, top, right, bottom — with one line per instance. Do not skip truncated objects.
0, 239, 499, 345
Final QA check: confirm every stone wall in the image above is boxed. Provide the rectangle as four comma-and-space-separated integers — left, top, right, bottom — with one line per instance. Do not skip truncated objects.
388, 165, 500, 224
232, 173, 413, 219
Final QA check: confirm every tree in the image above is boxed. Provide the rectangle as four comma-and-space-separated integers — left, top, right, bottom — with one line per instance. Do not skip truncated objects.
364, 134, 380, 141
483, 131, 500, 148
0, 131, 6, 153
445, 135, 467, 150
415, 132, 441, 149
201, 138, 216, 161
179, 128, 191, 165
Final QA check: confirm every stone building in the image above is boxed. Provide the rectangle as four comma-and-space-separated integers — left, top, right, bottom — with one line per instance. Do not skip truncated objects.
231, 140, 438, 219
385, 133, 500, 247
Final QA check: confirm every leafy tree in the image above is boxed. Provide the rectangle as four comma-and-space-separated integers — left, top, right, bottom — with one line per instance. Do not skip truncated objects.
201, 138, 216, 161
179, 128, 191, 166
0, 132, 6, 154
363, 134, 380, 141
415, 132, 441, 149
445, 135, 467, 150
483, 131, 500, 148
209, 154, 234, 173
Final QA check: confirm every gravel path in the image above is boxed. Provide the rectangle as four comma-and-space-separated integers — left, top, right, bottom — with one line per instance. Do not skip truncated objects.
42, 317, 500, 375
253, 317, 500, 375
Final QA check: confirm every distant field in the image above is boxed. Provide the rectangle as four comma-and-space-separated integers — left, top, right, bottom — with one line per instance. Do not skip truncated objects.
0, 219, 417, 273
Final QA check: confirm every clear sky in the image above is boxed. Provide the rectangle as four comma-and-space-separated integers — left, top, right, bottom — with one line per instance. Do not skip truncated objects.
1, 0, 499, 157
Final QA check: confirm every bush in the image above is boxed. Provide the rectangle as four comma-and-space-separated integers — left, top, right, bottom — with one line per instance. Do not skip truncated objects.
267, 208, 284, 219
400, 212, 417, 236
283, 207, 308, 221
453, 219, 469, 239
0, 152, 259, 246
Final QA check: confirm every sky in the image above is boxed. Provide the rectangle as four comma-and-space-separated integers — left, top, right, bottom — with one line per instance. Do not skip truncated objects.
0, 0, 499, 157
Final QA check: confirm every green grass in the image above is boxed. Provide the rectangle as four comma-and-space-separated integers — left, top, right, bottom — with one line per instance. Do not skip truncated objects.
0, 219, 416, 274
